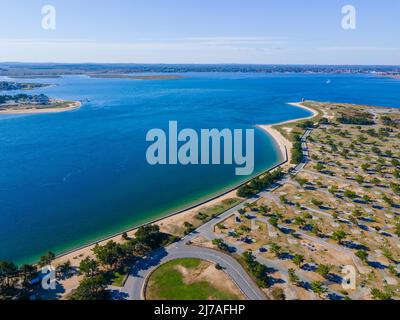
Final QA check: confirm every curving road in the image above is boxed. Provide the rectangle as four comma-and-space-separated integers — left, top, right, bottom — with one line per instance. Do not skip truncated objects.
119, 243, 266, 300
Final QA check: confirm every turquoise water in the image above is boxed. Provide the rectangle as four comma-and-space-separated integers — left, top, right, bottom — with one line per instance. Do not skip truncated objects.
0, 73, 399, 264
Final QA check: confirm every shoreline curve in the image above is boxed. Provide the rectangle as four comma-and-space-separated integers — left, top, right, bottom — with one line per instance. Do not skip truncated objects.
41, 101, 318, 265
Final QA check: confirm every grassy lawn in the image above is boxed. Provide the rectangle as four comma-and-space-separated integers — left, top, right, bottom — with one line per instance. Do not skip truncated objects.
145, 258, 242, 300
195, 198, 243, 224
111, 271, 128, 287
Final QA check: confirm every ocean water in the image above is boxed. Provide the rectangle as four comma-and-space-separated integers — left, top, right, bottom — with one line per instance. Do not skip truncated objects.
0, 73, 399, 264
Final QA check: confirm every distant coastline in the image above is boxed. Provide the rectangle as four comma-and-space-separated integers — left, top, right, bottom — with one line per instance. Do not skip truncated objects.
88, 74, 186, 80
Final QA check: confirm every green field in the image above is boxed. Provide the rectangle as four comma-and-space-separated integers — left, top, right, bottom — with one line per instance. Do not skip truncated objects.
145, 258, 242, 300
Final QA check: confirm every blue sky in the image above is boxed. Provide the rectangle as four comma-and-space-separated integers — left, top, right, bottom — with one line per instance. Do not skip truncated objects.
0, 0, 399, 64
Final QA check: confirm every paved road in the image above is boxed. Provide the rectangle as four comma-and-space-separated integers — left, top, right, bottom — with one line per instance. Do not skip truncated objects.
119, 243, 266, 300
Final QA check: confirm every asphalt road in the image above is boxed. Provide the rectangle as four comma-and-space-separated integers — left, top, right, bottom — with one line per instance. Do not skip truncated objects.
119, 243, 266, 300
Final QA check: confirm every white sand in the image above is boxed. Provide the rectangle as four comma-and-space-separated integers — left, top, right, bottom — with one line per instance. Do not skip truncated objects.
0, 101, 81, 114
257, 102, 319, 167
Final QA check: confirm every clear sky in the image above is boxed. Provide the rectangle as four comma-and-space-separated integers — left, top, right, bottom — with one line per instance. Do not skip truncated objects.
0, 0, 399, 64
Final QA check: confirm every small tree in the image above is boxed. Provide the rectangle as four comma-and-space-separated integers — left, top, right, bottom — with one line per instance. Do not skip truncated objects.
311, 198, 323, 208
70, 274, 110, 300
316, 264, 333, 279
310, 281, 328, 298
370, 288, 392, 300
292, 254, 305, 268
38, 251, 56, 268
288, 268, 300, 286
79, 257, 99, 277
269, 243, 282, 258
331, 229, 347, 244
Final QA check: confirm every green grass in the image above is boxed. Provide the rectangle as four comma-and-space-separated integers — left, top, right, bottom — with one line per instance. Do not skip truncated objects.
145, 258, 242, 300
195, 198, 242, 223
111, 271, 127, 287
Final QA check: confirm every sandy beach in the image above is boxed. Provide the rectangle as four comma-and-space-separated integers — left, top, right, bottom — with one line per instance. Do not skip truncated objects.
0, 101, 82, 114
257, 102, 319, 168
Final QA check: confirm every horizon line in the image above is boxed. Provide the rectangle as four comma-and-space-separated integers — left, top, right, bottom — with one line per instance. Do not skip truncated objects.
1, 62, 400, 67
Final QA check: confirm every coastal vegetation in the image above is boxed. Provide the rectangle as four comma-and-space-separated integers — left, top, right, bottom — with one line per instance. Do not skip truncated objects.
0, 81, 49, 91
337, 112, 375, 125
0, 224, 176, 300
241, 251, 271, 288
237, 169, 284, 198
0, 93, 50, 105
212, 101, 400, 300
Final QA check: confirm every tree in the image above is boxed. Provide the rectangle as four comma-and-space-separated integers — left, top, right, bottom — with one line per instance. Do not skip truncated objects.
314, 162, 325, 172
135, 224, 165, 249
294, 216, 306, 227
331, 229, 347, 244
296, 177, 308, 187
269, 216, 279, 227
70, 274, 110, 300
292, 254, 304, 268
0, 261, 18, 290
310, 281, 328, 298
19, 264, 37, 286
371, 177, 381, 185
237, 185, 254, 198
93, 241, 123, 270
390, 183, 400, 195
392, 158, 400, 167
183, 222, 195, 235
382, 248, 394, 262
355, 175, 364, 185
370, 288, 392, 300
38, 251, 55, 268
242, 251, 270, 288
311, 198, 323, 208
58, 260, 73, 278
344, 189, 357, 200
212, 238, 229, 252
362, 195, 371, 203
361, 163, 370, 171
128, 240, 151, 256
328, 185, 338, 194
382, 195, 394, 207
269, 243, 282, 258
288, 268, 300, 286
395, 224, 400, 237
121, 232, 129, 241
316, 264, 333, 279
79, 257, 99, 277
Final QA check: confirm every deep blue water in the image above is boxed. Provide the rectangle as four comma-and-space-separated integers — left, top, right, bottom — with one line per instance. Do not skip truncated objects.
0, 73, 399, 264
